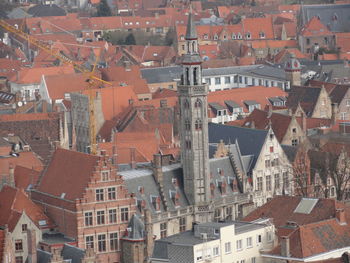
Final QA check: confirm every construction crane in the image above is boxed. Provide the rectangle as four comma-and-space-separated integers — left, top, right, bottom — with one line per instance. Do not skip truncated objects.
0, 18, 111, 155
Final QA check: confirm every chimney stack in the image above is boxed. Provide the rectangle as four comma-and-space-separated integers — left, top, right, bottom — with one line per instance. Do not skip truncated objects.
336, 208, 346, 225
153, 154, 163, 184
281, 236, 290, 257
27, 229, 37, 263
8, 163, 15, 187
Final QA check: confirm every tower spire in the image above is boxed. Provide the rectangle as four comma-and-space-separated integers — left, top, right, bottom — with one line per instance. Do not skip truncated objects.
185, 4, 197, 40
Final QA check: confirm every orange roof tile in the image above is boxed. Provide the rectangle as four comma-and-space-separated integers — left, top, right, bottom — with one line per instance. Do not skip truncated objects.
37, 148, 99, 201
9, 65, 74, 84
208, 86, 287, 114
300, 16, 333, 37
0, 185, 53, 231
0, 151, 43, 176
83, 85, 138, 121
44, 73, 91, 100
0, 112, 59, 122
14, 165, 41, 190
242, 16, 274, 39
251, 40, 297, 49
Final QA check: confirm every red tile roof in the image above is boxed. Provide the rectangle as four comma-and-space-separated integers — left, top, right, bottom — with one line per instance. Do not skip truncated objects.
0, 151, 43, 176
300, 16, 333, 37
0, 112, 59, 122
251, 40, 297, 49
208, 86, 287, 114
0, 185, 53, 231
9, 65, 74, 84
83, 85, 138, 121
242, 16, 274, 39
270, 218, 350, 259
14, 165, 41, 190
37, 148, 99, 201
244, 196, 343, 228
44, 73, 91, 100
236, 109, 293, 142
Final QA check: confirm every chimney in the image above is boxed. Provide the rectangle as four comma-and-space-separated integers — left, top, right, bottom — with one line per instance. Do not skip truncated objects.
27, 229, 37, 263
336, 208, 346, 225
153, 154, 163, 184
42, 100, 47, 113
8, 163, 15, 187
331, 103, 338, 125
281, 236, 290, 257
300, 112, 306, 132
267, 104, 272, 118
112, 144, 117, 165
130, 148, 136, 169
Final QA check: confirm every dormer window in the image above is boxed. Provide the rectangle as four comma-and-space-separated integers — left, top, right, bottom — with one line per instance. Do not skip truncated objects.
259, 32, 265, 39
223, 35, 227, 40
219, 180, 226, 195
101, 171, 109, 181
332, 14, 338, 21
151, 196, 161, 211
245, 32, 251, 39
237, 33, 242, 39
180, 35, 184, 40
214, 34, 218, 40
170, 191, 180, 207
232, 33, 236, 39
203, 34, 208, 40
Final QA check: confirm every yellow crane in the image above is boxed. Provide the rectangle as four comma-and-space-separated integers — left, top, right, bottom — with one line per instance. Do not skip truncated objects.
0, 19, 110, 155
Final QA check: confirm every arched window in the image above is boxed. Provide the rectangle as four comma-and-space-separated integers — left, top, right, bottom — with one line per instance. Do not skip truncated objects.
192, 41, 196, 53
185, 68, 190, 85
184, 99, 190, 109
185, 119, 191, 130
195, 98, 202, 108
195, 119, 202, 130
193, 67, 198, 85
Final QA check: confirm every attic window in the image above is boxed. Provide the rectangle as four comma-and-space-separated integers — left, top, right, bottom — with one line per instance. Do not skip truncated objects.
214, 34, 218, 40
151, 196, 161, 211
203, 34, 208, 40
332, 14, 338, 21
245, 32, 251, 39
259, 32, 265, 39
231, 33, 236, 39
237, 33, 242, 39
136, 22, 139, 25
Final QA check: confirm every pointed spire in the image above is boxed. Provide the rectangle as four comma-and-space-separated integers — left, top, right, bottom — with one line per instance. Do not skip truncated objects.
185, 4, 197, 40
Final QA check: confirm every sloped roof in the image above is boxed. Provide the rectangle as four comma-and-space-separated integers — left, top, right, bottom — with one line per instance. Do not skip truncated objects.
300, 16, 332, 37
239, 109, 293, 143
14, 165, 41, 190
244, 195, 343, 228
37, 148, 99, 201
123, 214, 145, 241
0, 185, 53, 231
44, 73, 90, 100
270, 218, 350, 259
208, 123, 268, 168
27, 4, 66, 17
0, 151, 43, 176
286, 86, 322, 117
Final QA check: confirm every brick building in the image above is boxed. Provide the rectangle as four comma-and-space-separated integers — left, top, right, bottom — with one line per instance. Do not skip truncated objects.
31, 148, 136, 263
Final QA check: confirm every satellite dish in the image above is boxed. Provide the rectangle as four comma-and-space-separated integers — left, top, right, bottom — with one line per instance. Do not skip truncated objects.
17, 101, 23, 107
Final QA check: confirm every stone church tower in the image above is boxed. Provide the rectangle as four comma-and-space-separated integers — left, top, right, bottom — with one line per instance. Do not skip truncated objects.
178, 11, 210, 207
285, 53, 301, 87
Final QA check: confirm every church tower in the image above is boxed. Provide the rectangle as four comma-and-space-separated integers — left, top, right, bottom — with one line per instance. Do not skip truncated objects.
178, 10, 210, 206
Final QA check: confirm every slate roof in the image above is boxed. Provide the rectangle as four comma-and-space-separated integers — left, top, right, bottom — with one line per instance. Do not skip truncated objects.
281, 145, 298, 163
140, 64, 288, 84
123, 214, 145, 241
27, 4, 66, 17
300, 4, 350, 33
208, 123, 268, 168
37, 244, 86, 263
329, 85, 350, 104
286, 86, 321, 117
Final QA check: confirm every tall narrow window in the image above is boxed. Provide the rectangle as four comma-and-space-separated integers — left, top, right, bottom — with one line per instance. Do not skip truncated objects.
193, 67, 198, 85
121, 207, 129, 222
86, 236, 94, 249
98, 234, 106, 252
108, 187, 116, 200
186, 67, 190, 85
97, 211, 105, 225
160, 222, 167, 238
109, 209, 117, 223
110, 232, 118, 251
185, 119, 191, 130
85, 212, 93, 226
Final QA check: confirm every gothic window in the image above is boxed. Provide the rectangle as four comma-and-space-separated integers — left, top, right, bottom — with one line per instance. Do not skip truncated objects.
184, 99, 190, 109
195, 119, 202, 130
185, 140, 191, 150
193, 67, 198, 85
185, 119, 191, 130
186, 67, 190, 85
195, 98, 202, 108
